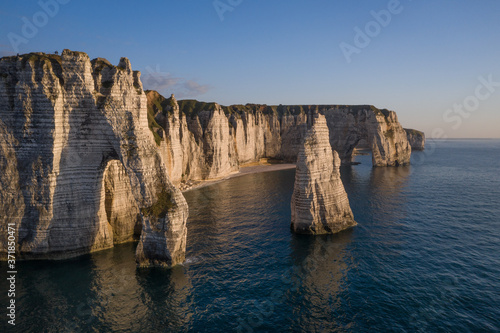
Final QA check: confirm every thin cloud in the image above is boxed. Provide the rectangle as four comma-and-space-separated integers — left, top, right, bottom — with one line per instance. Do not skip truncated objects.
142, 66, 211, 99
182, 80, 211, 97
142, 71, 180, 92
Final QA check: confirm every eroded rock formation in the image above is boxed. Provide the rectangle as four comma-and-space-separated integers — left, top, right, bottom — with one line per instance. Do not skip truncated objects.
324, 106, 412, 166
147, 94, 415, 185
291, 113, 356, 234
405, 128, 426, 151
0, 50, 187, 267
0, 49, 421, 263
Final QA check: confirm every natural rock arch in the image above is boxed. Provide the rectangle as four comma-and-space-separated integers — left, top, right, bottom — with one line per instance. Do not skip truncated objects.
322, 106, 412, 166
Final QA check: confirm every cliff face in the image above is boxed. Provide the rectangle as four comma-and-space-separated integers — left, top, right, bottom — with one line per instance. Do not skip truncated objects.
324, 106, 412, 166
405, 128, 426, 151
291, 114, 356, 234
147, 92, 239, 185
0, 49, 420, 263
147, 93, 415, 184
229, 110, 282, 164
0, 50, 187, 267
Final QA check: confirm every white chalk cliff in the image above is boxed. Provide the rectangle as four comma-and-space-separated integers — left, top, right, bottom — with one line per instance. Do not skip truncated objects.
147, 97, 415, 186
291, 114, 356, 234
0, 50, 187, 267
324, 106, 412, 166
404, 128, 426, 151
0, 50, 421, 263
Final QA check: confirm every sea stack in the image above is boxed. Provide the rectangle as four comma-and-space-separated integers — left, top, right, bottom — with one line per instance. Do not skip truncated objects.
291, 113, 356, 234
404, 128, 426, 151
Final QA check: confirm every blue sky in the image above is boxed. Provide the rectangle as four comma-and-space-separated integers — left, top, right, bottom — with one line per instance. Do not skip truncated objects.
1, 0, 499, 138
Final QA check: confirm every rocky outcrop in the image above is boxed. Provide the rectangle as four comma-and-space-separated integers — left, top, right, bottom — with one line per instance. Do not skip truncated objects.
147, 94, 416, 185
229, 108, 282, 164
323, 106, 412, 166
135, 186, 188, 267
0, 49, 421, 264
147, 93, 239, 185
405, 128, 425, 150
291, 113, 356, 234
0, 50, 187, 267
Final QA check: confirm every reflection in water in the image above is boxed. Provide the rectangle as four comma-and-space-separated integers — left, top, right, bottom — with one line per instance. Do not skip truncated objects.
136, 265, 192, 331
88, 244, 191, 332
184, 170, 295, 264
341, 161, 412, 271
3, 141, 499, 332
287, 230, 355, 332
3, 244, 191, 333
341, 152, 411, 228
10, 256, 99, 332
88, 245, 146, 332
368, 166, 411, 223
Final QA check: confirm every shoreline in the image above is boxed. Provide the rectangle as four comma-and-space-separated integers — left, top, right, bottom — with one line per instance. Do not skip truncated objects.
181, 163, 296, 193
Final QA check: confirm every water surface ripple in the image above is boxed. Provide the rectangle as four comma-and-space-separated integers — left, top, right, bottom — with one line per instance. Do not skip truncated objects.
1, 139, 499, 332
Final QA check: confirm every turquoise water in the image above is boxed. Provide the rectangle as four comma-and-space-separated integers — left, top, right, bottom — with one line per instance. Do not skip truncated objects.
1, 139, 499, 332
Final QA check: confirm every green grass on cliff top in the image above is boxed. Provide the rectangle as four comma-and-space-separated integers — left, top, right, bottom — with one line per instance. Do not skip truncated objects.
404, 128, 425, 135
175, 99, 391, 118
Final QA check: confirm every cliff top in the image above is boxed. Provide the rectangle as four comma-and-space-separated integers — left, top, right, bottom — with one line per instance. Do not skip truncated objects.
144, 90, 393, 119
0, 50, 393, 120
177, 99, 392, 119
0, 52, 62, 71
0, 50, 394, 122
404, 128, 425, 136
0, 50, 133, 77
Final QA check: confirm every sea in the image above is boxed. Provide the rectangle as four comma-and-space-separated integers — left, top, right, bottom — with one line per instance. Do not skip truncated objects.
1, 139, 499, 332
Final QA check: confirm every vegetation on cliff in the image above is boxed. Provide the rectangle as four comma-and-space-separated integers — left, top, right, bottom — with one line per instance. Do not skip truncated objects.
140, 188, 174, 219
405, 128, 425, 136
143, 90, 398, 124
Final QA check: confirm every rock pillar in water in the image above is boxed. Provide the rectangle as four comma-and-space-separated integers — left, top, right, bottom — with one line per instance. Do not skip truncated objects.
291, 114, 357, 234
404, 128, 426, 151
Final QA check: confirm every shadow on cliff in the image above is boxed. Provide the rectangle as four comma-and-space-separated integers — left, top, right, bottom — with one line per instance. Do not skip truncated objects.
54, 96, 120, 254
20, 94, 126, 258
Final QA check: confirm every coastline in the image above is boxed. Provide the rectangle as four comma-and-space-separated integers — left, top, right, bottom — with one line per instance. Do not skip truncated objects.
181, 163, 296, 193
